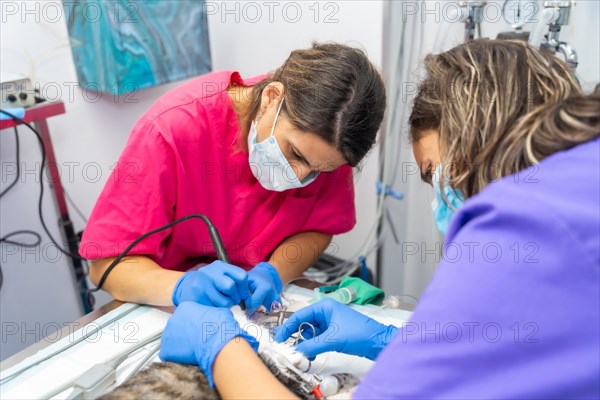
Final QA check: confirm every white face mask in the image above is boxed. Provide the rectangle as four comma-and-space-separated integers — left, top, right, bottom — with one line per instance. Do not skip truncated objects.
247, 97, 319, 192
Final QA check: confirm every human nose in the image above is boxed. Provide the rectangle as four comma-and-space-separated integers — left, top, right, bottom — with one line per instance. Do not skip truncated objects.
289, 162, 314, 182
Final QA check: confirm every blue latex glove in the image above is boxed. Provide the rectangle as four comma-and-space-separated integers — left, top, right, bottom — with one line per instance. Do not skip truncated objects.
246, 262, 283, 315
159, 302, 259, 387
172, 261, 250, 307
273, 298, 398, 360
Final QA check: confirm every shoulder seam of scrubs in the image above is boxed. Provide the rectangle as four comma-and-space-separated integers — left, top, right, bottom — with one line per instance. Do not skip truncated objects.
141, 71, 249, 128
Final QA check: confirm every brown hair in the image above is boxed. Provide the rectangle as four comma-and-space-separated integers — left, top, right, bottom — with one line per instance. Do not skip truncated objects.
243, 42, 386, 167
409, 39, 599, 198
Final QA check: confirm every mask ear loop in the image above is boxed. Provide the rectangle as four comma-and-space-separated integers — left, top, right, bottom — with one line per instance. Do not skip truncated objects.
437, 163, 464, 211
269, 97, 286, 138
435, 164, 452, 210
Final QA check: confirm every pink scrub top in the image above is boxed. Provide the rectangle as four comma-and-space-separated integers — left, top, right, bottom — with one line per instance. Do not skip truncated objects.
79, 71, 356, 271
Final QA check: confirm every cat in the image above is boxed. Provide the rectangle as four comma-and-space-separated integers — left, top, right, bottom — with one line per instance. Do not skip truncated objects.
99, 362, 219, 400
99, 350, 315, 400
99, 307, 358, 399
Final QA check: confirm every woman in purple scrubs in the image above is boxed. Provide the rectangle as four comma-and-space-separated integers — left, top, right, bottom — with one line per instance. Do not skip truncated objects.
159, 40, 600, 398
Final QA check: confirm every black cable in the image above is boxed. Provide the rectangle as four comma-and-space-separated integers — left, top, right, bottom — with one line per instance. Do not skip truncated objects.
0, 109, 85, 261
87, 212, 235, 310
0, 125, 43, 292
0, 110, 234, 309
1, 230, 42, 247
90, 214, 228, 292
0, 126, 20, 198
0, 127, 45, 247
0, 230, 43, 292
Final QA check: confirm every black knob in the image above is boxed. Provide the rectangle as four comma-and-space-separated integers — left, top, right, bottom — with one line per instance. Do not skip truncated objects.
7, 94, 17, 102
19, 93, 28, 101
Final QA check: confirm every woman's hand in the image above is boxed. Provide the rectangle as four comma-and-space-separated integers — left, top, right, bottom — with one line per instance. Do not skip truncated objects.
159, 302, 259, 387
171, 261, 250, 307
246, 262, 283, 315
273, 298, 399, 360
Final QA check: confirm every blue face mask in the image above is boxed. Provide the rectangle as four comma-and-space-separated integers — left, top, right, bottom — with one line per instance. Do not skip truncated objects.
431, 165, 465, 235
247, 97, 319, 192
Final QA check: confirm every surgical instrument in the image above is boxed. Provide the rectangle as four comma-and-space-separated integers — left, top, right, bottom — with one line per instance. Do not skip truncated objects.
86, 213, 243, 309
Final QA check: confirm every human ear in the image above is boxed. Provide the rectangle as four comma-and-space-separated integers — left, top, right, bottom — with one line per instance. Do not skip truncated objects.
260, 82, 285, 113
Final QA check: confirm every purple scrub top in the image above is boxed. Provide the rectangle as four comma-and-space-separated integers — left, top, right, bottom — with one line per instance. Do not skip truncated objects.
355, 137, 600, 399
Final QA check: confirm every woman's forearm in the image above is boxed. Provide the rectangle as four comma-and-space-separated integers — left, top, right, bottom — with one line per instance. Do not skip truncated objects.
269, 231, 332, 284
89, 256, 183, 306
213, 339, 298, 399
89, 231, 331, 305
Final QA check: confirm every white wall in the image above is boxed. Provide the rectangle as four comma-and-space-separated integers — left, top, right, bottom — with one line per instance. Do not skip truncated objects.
0, 0, 383, 360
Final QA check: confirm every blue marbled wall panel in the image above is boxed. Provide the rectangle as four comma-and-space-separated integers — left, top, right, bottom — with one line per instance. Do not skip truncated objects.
65, 0, 212, 95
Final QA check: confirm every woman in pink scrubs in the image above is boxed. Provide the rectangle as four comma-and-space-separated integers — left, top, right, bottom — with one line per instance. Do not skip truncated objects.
79, 42, 386, 312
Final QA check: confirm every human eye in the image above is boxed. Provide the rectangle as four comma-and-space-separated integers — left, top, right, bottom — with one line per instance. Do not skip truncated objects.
291, 146, 302, 160
421, 164, 433, 185
290, 145, 310, 167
